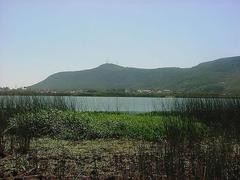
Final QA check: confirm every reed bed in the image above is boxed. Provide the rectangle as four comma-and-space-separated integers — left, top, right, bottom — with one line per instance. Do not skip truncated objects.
0, 96, 75, 154
171, 97, 240, 138
1, 138, 239, 179
0, 96, 239, 178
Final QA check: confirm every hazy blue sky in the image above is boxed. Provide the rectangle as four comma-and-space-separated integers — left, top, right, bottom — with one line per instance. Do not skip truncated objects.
1, 0, 240, 87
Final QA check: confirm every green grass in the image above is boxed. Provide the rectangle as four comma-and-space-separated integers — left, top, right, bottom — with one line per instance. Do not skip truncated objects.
78, 112, 166, 140
8, 110, 207, 145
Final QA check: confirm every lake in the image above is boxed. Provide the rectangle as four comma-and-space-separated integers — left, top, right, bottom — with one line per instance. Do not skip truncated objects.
65, 96, 176, 112
1, 95, 230, 112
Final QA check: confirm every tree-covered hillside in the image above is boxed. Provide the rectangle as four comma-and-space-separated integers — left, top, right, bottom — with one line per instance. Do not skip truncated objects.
30, 56, 240, 94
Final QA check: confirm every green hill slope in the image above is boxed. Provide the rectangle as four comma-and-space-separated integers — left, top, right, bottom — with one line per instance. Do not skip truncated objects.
30, 56, 240, 93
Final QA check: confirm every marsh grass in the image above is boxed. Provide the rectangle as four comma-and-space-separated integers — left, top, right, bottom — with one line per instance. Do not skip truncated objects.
7, 110, 206, 143
128, 97, 240, 179
0, 96, 240, 178
2, 138, 238, 179
0, 96, 75, 153
170, 98, 240, 138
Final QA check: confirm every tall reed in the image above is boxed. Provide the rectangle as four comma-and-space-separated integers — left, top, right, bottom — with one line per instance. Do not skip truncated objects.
0, 96, 75, 153
171, 97, 240, 137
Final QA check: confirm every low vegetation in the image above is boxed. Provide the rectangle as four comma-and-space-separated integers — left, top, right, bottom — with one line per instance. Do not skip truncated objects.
0, 96, 239, 179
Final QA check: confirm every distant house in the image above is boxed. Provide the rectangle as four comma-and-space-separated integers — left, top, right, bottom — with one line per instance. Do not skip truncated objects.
137, 89, 152, 94
163, 89, 171, 93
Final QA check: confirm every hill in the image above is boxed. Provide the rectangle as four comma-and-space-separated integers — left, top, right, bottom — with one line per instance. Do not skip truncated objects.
30, 56, 240, 94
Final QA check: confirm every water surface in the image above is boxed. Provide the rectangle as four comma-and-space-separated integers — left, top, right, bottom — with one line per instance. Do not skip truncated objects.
65, 96, 176, 112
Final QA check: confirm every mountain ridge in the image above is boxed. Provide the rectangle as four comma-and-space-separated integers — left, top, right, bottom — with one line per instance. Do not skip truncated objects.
30, 56, 240, 94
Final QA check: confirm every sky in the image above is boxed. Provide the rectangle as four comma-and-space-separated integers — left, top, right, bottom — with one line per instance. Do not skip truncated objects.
0, 0, 240, 88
